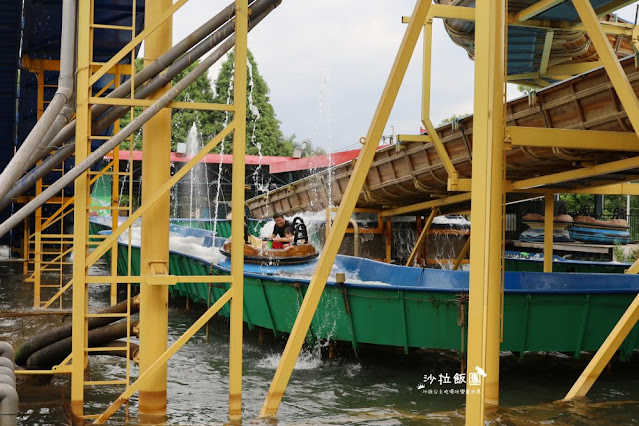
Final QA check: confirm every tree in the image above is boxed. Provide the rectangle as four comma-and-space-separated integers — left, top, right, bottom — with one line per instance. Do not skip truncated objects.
211, 50, 293, 156
119, 58, 217, 150
438, 114, 469, 127
284, 134, 326, 156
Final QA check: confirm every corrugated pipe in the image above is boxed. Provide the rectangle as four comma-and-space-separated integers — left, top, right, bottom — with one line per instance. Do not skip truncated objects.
0, 0, 280, 230
35, 0, 242, 162
14, 295, 139, 366
0, 341, 17, 422
0, 0, 76, 203
25, 321, 139, 369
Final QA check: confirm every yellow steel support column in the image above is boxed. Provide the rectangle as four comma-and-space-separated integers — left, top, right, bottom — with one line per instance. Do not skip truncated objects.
406, 207, 438, 266
70, 0, 91, 418
573, 0, 639, 135
465, 0, 505, 423
260, 0, 432, 417
229, 0, 248, 421
544, 195, 553, 273
138, 0, 172, 417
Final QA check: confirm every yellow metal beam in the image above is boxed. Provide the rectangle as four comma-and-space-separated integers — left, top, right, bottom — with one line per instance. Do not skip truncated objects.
515, 0, 565, 22
260, 0, 433, 418
572, 20, 636, 36
507, 181, 639, 196
89, 97, 234, 111
406, 207, 438, 266
422, 16, 433, 121
70, 0, 91, 417
448, 178, 472, 192
84, 275, 230, 284
229, 0, 248, 421
506, 127, 639, 151
427, 4, 475, 21
573, 0, 639, 138
452, 236, 470, 271
423, 118, 458, 183
397, 134, 432, 143
22, 56, 133, 75
380, 192, 471, 218
539, 30, 554, 74
511, 156, 639, 190
95, 289, 232, 424
465, 0, 505, 422
138, 0, 172, 417
544, 195, 553, 272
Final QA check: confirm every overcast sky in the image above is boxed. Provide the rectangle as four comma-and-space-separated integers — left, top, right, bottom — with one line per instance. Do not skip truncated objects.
171, 1, 639, 153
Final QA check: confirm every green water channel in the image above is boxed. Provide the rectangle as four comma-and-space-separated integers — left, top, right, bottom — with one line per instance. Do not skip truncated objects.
2, 262, 639, 425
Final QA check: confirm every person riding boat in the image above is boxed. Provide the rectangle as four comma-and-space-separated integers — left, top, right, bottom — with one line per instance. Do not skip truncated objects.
269, 212, 294, 248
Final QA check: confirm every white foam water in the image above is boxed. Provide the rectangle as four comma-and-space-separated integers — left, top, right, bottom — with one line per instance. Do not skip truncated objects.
257, 350, 322, 371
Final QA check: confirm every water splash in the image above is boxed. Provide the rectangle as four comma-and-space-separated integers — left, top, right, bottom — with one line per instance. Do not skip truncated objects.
181, 124, 211, 225
211, 57, 235, 237
248, 58, 268, 196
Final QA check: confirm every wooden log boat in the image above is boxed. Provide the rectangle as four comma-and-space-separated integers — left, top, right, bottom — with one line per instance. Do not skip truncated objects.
219, 240, 319, 265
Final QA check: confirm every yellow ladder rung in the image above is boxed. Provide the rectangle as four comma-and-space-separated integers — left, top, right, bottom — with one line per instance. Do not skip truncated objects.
86, 347, 128, 353
40, 285, 61, 288
91, 24, 134, 31
84, 380, 128, 386
85, 313, 128, 319
81, 414, 102, 420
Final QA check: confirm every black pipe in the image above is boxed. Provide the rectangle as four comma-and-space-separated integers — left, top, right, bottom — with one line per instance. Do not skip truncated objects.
25, 321, 139, 369
14, 296, 139, 366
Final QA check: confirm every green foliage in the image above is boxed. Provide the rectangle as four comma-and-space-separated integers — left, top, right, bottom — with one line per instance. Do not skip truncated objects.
558, 193, 634, 217
119, 58, 217, 151
285, 134, 326, 156
613, 242, 625, 262
438, 114, 468, 127
557, 193, 594, 214
516, 84, 535, 95
211, 50, 292, 156
171, 62, 217, 149
117, 51, 293, 157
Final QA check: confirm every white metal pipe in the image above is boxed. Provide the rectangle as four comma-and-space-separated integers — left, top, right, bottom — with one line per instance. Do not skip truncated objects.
0, 370, 13, 384
0, 344, 13, 363
0, 0, 76, 202
0, 383, 18, 416
0, 360, 12, 372
0, 376, 14, 389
